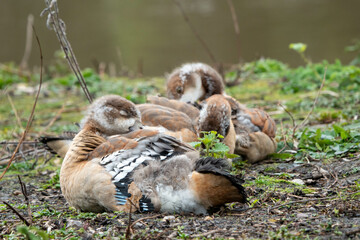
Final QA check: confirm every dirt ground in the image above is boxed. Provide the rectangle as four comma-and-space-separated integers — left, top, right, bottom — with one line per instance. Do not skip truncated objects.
1, 153, 359, 239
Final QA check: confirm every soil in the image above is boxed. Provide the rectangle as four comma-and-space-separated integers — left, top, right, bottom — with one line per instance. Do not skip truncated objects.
1, 155, 360, 239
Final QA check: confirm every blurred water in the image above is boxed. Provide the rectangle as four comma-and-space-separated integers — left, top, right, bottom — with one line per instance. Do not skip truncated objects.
1, 0, 359, 76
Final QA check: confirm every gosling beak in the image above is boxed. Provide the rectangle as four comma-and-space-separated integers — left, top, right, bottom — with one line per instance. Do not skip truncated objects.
129, 120, 143, 132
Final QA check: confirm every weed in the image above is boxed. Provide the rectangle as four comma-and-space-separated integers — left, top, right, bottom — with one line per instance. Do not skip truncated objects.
190, 131, 238, 158
177, 226, 189, 239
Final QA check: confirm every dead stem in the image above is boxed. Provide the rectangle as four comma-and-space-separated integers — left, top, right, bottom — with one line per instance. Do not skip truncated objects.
18, 175, 33, 225
20, 14, 34, 72
172, 0, 217, 64
39, 103, 66, 135
125, 201, 133, 240
7, 93, 23, 130
41, 0, 93, 103
3, 201, 30, 226
130, 214, 162, 229
191, 229, 225, 238
226, 0, 242, 61
0, 26, 43, 181
298, 67, 327, 130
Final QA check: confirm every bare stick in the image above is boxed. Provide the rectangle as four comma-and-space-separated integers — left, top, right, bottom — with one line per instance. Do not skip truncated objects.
3, 201, 30, 226
41, 0, 93, 103
20, 14, 34, 71
18, 175, 33, 225
278, 102, 299, 142
226, 0, 241, 61
297, 67, 327, 129
173, 0, 217, 64
191, 229, 225, 238
125, 201, 133, 240
267, 190, 360, 213
130, 214, 162, 229
39, 103, 66, 135
0, 26, 43, 181
7, 93, 23, 130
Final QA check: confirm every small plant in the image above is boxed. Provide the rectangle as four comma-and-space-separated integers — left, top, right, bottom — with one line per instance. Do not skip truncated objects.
17, 225, 49, 240
190, 131, 238, 158
289, 42, 310, 64
41, 169, 60, 190
177, 226, 189, 240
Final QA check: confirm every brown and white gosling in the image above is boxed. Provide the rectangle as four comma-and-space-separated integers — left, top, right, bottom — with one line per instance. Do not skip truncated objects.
60, 95, 247, 213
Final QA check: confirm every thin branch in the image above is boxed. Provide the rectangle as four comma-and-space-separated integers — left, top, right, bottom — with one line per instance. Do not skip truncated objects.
18, 175, 33, 225
41, 0, 93, 103
3, 201, 30, 226
278, 102, 298, 141
298, 67, 327, 129
0, 26, 43, 181
130, 214, 162, 229
172, 0, 217, 64
226, 0, 241, 61
39, 103, 66, 135
7, 93, 23, 130
267, 190, 360, 213
191, 229, 225, 238
125, 201, 133, 240
20, 14, 34, 72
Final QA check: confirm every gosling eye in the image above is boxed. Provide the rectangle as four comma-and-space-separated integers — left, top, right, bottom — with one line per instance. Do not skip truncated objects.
176, 86, 183, 94
119, 110, 128, 117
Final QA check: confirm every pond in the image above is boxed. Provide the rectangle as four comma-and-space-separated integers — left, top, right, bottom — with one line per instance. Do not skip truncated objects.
1, 0, 360, 76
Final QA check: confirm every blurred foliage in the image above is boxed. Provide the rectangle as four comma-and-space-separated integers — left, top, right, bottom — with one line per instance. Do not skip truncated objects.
275, 122, 360, 162
345, 39, 360, 66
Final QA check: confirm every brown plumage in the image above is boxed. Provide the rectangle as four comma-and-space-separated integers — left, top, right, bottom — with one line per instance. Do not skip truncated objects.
140, 95, 236, 154
165, 63, 278, 162
60, 95, 247, 213
147, 95, 200, 120
166, 63, 225, 102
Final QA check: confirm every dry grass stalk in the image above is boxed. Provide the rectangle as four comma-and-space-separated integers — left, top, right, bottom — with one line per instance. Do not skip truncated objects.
7, 93, 23, 130
20, 14, 34, 72
41, 0, 93, 103
172, 0, 217, 64
0, 26, 43, 181
226, 0, 242, 61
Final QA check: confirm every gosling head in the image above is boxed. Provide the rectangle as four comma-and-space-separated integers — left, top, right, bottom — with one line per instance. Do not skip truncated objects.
197, 94, 232, 138
80, 95, 142, 136
166, 63, 225, 103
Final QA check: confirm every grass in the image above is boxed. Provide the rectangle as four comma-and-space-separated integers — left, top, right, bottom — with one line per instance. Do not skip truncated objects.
1, 55, 360, 239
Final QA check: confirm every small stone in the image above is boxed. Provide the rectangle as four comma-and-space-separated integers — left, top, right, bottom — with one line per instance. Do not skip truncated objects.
162, 215, 175, 222
12, 190, 22, 196
291, 179, 305, 185
204, 216, 214, 221
297, 213, 310, 218
67, 219, 83, 229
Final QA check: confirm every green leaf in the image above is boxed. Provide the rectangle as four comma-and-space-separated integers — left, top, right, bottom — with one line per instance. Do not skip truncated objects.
189, 141, 201, 148
289, 43, 307, 53
270, 153, 293, 160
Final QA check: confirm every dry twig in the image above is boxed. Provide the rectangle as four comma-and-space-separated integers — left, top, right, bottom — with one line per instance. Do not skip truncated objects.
125, 201, 133, 240
20, 14, 34, 71
0, 26, 43, 181
18, 175, 33, 225
39, 103, 66, 135
7, 93, 23, 130
3, 201, 31, 226
226, 0, 241, 61
191, 229, 225, 238
172, 0, 217, 64
41, 0, 93, 103
130, 214, 162, 229
298, 67, 327, 129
